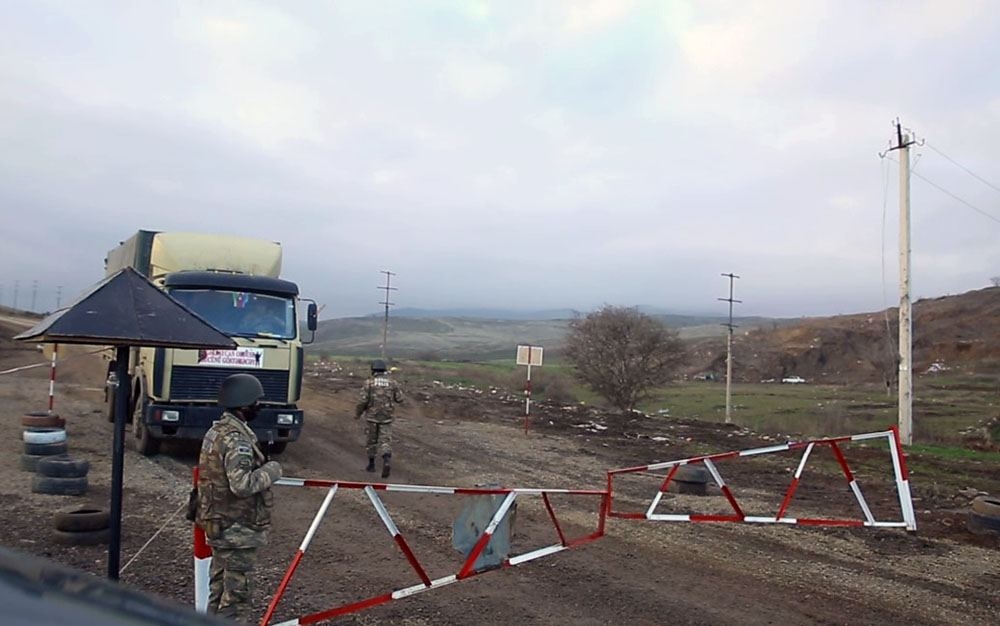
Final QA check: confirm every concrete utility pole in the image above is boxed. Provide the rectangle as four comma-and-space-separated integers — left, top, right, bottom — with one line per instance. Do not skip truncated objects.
378, 270, 397, 361
56, 286, 63, 309
890, 121, 915, 445
13, 280, 19, 310
719, 273, 741, 424
31, 280, 38, 312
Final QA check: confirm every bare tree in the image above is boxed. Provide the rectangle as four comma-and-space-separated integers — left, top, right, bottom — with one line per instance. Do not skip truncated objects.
991, 276, 1000, 288
565, 305, 687, 413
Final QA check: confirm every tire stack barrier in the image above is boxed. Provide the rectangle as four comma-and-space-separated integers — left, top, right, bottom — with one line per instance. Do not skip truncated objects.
967, 496, 1000, 536
21, 412, 68, 472
52, 507, 111, 545
20, 412, 90, 496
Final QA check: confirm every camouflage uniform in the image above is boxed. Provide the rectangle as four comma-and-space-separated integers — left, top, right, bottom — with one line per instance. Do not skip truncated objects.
196, 411, 282, 623
355, 373, 404, 458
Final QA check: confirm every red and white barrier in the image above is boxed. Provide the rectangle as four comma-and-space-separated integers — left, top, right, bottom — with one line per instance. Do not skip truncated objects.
259, 478, 608, 626
606, 427, 916, 531
191, 467, 212, 613
47, 343, 57, 413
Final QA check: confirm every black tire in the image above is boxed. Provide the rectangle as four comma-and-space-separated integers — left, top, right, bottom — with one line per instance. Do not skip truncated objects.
675, 464, 710, 483
54, 507, 110, 532
22, 412, 65, 429
268, 441, 288, 455
52, 527, 111, 546
19, 454, 46, 472
24, 441, 68, 456
971, 496, 1000, 518
132, 389, 160, 456
32, 475, 88, 496
968, 511, 1000, 535
37, 455, 90, 478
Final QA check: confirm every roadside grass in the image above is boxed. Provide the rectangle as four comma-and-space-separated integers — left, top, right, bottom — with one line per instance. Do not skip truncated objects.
310, 354, 998, 452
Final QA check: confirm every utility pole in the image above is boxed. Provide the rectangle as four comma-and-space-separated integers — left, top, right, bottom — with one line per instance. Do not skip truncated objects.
719, 273, 741, 424
31, 280, 38, 312
13, 280, 19, 310
56, 286, 63, 309
377, 270, 397, 361
889, 120, 915, 445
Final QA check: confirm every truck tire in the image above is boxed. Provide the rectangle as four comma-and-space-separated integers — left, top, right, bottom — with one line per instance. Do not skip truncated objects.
32, 475, 88, 496
22, 412, 65, 429
269, 441, 288, 455
24, 441, 68, 456
23, 428, 67, 445
20, 454, 46, 472
37, 455, 90, 479
133, 391, 160, 456
54, 507, 109, 532
53, 527, 111, 546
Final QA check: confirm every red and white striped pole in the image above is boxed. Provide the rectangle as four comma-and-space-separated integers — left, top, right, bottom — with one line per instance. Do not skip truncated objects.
192, 467, 212, 613
47, 343, 58, 414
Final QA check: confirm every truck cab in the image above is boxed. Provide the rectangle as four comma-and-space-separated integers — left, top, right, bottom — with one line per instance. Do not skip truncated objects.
103, 230, 316, 455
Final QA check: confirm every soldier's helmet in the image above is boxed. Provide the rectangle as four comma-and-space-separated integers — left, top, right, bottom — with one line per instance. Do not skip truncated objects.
218, 373, 265, 408
370, 359, 387, 374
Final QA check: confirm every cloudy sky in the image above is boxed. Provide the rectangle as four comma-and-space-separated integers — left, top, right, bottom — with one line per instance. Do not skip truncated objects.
2, 1, 999, 319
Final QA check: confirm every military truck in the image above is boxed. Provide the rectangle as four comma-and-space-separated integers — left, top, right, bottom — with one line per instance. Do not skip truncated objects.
103, 230, 317, 455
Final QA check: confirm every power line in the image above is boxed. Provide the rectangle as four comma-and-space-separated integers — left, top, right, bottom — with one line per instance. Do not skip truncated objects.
925, 142, 1000, 196
909, 167, 1000, 224
883, 154, 1000, 224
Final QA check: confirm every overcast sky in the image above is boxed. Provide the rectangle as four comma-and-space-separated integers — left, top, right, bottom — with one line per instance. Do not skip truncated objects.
2, 1, 999, 319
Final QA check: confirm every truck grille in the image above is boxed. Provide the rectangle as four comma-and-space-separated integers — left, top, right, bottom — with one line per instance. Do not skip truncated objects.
170, 366, 289, 402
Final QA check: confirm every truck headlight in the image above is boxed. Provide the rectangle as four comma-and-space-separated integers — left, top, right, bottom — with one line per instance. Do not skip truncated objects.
162, 410, 180, 422
277, 413, 295, 425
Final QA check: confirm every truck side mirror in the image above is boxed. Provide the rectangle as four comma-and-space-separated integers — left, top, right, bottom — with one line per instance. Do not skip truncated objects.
307, 302, 318, 331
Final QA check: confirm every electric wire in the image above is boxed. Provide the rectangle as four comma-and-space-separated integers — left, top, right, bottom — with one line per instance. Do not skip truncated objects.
925, 142, 1000, 195
882, 154, 1000, 225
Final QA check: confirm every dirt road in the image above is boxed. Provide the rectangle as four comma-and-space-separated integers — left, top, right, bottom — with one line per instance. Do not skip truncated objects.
1, 328, 997, 625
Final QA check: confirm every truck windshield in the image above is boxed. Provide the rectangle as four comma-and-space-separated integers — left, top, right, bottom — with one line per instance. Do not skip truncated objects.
168, 289, 297, 339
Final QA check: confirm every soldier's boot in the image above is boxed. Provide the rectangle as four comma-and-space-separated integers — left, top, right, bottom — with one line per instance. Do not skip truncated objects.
381, 454, 391, 479
365, 457, 375, 472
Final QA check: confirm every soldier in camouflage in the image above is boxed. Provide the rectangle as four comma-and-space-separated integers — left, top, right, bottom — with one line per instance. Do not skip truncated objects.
196, 373, 282, 623
355, 359, 404, 478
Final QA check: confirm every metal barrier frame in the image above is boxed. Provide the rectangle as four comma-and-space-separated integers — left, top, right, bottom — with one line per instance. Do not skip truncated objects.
606, 427, 916, 530
260, 478, 608, 626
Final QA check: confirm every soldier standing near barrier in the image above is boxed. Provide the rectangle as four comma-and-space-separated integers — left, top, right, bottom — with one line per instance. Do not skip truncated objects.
196, 373, 283, 622
355, 359, 404, 478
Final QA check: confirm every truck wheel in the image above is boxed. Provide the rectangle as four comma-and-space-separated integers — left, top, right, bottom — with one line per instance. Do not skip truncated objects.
269, 441, 288, 455
133, 393, 160, 456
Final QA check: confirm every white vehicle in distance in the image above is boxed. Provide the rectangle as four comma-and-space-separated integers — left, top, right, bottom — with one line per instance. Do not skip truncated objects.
781, 376, 806, 384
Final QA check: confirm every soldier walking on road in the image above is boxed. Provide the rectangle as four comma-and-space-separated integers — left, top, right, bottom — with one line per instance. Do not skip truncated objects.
355, 359, 404, 478
196, 373, 282, 623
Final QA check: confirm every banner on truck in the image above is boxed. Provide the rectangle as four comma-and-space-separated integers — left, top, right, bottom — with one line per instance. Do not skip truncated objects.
197, 347, 263, 368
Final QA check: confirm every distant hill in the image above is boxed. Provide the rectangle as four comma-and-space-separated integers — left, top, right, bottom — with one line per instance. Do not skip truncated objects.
311, 288, 1000, 381
685, 287, 1000, 383
310, 311, 788, 360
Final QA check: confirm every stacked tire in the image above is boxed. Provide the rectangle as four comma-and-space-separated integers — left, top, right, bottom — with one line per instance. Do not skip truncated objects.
34, 455, 90, 496
20, 412, 90, 497
968, 496, 1000, 536
20, 412, 68, 473
53, 507, 111, 546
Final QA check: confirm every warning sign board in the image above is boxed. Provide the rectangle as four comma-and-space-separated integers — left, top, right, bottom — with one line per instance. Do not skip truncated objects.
197, 347, 264, 368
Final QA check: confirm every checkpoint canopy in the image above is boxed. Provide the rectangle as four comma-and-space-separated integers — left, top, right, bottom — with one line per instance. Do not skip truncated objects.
14, 266, 236, 580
